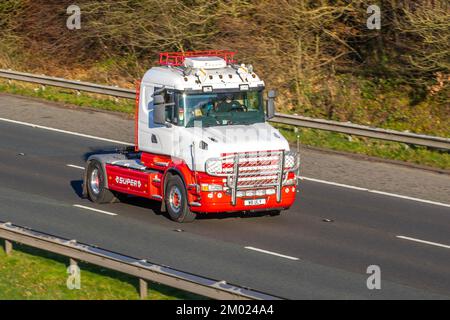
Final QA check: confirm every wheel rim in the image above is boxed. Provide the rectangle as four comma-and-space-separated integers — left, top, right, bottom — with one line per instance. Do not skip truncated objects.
169, 186, 182, 214
90, 168, 100, 195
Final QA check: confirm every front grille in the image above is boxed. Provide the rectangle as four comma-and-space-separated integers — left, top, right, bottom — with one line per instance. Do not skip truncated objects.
205, 150, 299, 205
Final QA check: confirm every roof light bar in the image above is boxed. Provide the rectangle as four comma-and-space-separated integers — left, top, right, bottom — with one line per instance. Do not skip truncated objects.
159, 50, 237, 66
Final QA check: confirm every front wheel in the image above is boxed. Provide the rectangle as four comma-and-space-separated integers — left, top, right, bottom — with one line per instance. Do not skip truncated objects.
165, 175, 196, 223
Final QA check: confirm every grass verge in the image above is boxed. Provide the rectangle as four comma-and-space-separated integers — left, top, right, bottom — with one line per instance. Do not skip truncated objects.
0, 79, 448, 170
0, 240, 205, 300
277, 125, 450, 170
0, 79, 134, 114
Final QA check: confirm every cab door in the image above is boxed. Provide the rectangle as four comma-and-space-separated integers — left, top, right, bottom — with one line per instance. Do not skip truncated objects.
145, 86, 178, 156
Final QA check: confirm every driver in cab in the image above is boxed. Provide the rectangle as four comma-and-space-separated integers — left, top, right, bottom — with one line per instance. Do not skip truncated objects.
214, 95, 241, 113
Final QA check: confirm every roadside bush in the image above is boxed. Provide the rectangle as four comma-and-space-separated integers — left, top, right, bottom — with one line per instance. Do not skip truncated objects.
0, 0, 448, 136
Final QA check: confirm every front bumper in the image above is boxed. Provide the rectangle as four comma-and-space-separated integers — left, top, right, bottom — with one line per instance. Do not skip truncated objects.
189, 185, 297, 213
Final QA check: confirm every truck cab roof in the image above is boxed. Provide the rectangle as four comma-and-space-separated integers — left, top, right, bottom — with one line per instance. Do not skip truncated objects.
141, 56, 265, 92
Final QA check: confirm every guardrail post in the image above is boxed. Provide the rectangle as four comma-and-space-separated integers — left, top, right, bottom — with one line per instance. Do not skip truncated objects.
4, 240, 12, 255
70, 257, 77, 267
139, 278, 148, 300
0, 221, 278, 299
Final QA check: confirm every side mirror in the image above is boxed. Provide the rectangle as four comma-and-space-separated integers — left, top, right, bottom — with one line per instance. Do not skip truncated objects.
153, 92, 174, 126
266, 89, 276, 119
153, 104, 166, 125
268, 89, 277, 99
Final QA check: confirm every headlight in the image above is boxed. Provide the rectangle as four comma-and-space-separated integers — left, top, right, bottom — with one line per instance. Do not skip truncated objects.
284, 152, 298, 170
201, 184, 223, 192
205, 158, 223, 175
256, 190, 265, 196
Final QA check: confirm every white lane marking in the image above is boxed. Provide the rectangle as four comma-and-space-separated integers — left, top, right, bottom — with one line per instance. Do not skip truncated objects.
0, 117, 132, 146
396, 236, 450, 249
298, 176, 450, 208
2, 117, 448, 209
67, 164, 84, 170
73, 204, 118, 216
244, 246, 299, 261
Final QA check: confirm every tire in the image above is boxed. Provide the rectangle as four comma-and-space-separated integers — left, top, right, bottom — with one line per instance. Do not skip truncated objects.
165, 175, 196, 223
86, 160, 117, 204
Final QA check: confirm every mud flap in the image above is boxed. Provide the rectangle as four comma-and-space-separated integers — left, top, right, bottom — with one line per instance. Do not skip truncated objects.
160, 199, 166, 212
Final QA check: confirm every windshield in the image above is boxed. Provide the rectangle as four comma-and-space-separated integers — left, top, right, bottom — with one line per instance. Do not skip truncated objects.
177, 90, 265, 127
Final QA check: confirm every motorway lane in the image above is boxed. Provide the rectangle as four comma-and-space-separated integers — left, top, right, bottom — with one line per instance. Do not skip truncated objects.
0, 121, 449, 299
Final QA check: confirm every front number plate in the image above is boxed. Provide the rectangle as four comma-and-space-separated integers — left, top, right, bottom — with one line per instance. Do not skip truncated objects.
244, 198, 266, 206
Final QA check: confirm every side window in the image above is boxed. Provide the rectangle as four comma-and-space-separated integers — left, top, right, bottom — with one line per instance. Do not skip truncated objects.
164, 90, 177, 125
144, 86, 154, 111
151, 87, 177, 126
246, 92, 259, 111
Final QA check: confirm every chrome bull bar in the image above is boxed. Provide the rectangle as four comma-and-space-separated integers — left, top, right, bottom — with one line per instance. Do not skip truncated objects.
205, 150, 299, 205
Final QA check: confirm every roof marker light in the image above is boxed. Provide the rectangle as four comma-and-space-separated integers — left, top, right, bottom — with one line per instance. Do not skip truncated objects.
202, 86, 213, 93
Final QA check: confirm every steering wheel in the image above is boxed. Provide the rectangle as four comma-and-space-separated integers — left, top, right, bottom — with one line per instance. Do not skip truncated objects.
231, 103, 247, 112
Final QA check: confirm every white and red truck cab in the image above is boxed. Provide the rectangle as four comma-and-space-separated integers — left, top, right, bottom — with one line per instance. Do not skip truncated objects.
83, 50, 299, 222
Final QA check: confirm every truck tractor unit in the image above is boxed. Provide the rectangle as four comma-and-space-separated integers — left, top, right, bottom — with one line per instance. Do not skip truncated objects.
83, 50, 299, 222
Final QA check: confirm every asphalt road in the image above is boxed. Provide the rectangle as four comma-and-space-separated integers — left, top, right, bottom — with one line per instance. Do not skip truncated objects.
0, 119, 449, 299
